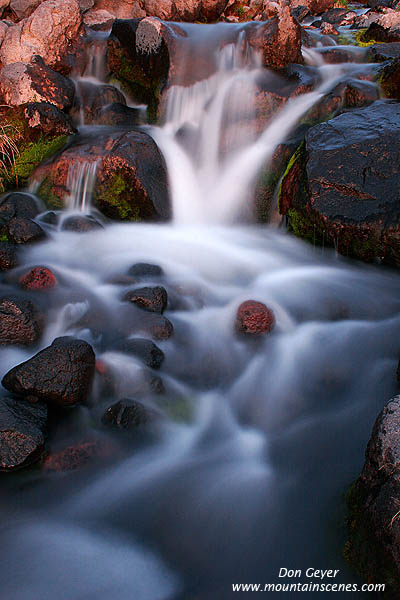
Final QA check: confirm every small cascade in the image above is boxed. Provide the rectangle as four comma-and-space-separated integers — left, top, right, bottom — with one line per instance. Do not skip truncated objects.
65, 159, 99, 212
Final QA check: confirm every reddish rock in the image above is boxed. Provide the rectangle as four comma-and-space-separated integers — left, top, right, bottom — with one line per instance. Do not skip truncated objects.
124, 286, 168, 314
2, 336, 96, 407
19, 266, 57, 291
0, 243, 17, 270
236, 300, 275, 335
102, 398, 150, 430
43, 440, 107, 472
0, 396, 47, 471
0, 297, 43, 346
143, 314, 174, 340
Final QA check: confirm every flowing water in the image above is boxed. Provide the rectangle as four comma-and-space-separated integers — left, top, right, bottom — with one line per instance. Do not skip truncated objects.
1, 22, 399, 600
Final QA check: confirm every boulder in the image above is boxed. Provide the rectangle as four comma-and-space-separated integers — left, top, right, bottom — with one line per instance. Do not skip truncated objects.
61, 215, 103, 232
128, 263, 164, 278
72, 81, 126, 124
0, 0, 82, 69
0, 242, 17, 270
290, 0, 335, 16
0, 297, 43, 345
2, 336, 96, 407
94, 0, 146, 19
102, 398, 151, 430
321, 8, 356, 26
279, 101, 400, 267
0, 56, 75, 109
23, 102, 76, 136
345, 395, 400, 597
10, 0, 42, 20
33, 129, 171, 222
140, 314, 174, 340
124, 286, 168, 313
0, 396, 47, 471
83, 8, 115, 30
236, 300, 275, 336
360, 9, 400, 42
97, 102, 142, 126
366, 42, 400, 62
0, 0, 10, 18
19, 266, 57, 290
379, 57, 400, 99
320, 22, 338, 35
0, 192, 46, 244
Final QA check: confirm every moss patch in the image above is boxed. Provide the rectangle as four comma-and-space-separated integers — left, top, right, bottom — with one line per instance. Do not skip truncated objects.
354, 29, 382, 47
94, 173, 141, 221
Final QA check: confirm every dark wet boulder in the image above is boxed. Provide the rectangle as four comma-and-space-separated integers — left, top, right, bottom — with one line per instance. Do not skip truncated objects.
0, 56, 75, 110
343, 79, 379, 109
236, 300, 275, 336
23, 102, 76, 137
124, 286, 168, 313
43, 440, 108, 472
291, 6, 310, 22
366, 42, 400, 62
97, 102, 143, 126
33, 128, 171, 222
320, 22, 338, 35
102, 398, 151, 430
360, 10, 400, 42
61, 215, 104, 232
0, 396, 47, 471
279, 101, 400, 267
113, 338, 165, 369
128, 263, 164, 278
0, 243, 17, 270
19, 266, 57, 291
0, 297, 43, 346
345, 395, 400, 597
321, 8, 356, 26
141, 313, 174, 340
0, 192, 46, 244
2, 336, 96, 407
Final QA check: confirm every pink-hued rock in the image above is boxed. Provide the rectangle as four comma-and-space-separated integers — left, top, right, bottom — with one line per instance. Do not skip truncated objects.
19, 266, 57, 290
236, 300, 276, 335
10, 0, 42, 20
0, 0, 82, 68
43, 440, 109, 472
0, 0, 10, 17
83, 8, 115, 30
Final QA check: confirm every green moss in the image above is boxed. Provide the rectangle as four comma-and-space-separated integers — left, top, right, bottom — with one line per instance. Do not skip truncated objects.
37, 177, 64, 209
277, 141, 305, 212
354, 29, 382, 47
95, 173, 140, 221
0, 232, 9, 242
3, 135, 67, 188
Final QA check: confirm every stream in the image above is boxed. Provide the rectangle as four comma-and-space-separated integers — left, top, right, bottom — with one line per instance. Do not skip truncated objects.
1, 17, 399, 600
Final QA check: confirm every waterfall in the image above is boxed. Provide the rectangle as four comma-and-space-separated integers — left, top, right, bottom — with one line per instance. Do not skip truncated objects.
65, 159, 99, 212
152, 38, 353, 225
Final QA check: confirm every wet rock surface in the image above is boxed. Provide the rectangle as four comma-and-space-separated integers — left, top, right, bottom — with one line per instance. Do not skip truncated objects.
0, 192, 46, 244
346, 395, 400, 598
236, 300, 275, 336
0, 396, 47, 471
112, 338, 165, 369
0, 243, 17, 271
19, 266, 57, 290
102, 398, 151, 430
279, 101, 400, 267
2, 336, 96, 407
124, 286, 168, 314
128, 263, 164, 278
0, 297, 43, 345
43, 440, 107, 471
61, 215, 104, 232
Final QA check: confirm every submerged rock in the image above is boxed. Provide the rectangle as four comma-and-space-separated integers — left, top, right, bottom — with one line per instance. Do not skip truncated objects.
43, 440, 107, 472
0, 243, 18, 270
0, 396, 47, 471
345, 395, 400, 597
128, 263, 164, 278
33, 128, 171, 222
102, 398, 151, 430
112, 337, 165, 369
0, 297, 43, 346
124, 286, 168, 313
236, 300, 275, 335
279, 101, 400, 267
2, 336, 96, 407
61, 215, 104, 232
0, 192, 46, 244
72, 81, 126, 124
19, 266, 57, 290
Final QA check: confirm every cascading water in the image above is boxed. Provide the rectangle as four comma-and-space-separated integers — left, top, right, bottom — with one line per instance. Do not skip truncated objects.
65, 159, 99, 212
0, 21, 398, 600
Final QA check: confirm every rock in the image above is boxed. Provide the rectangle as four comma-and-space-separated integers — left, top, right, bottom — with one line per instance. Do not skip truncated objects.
0, 56, 75, 110
290, 0, 335, 16
0, 105, 70, 191
379, 57, 400, 99
128, 263, 164, 278
83, 8, 115, 30
79, 0, 94, 11
279, 101, 400, 267
124, 286, 168, 313
0, 297, 43, 345
43, 440, 106, 471
361, 9, 400, 42
291, 5, 310, 22
344, 79, 379, 108
2, 336, 96, 407
19, 266, 57, 290
23, 102, 76, 136
320, 21, 338, 35
95, 0, 146, 19
0, 242, 17, 270
10, 0, 42, 20
141, 314, 174, 340
112, 338, 165, 369
102, 398, 150, 430
61, 215, 104, 232
345, 395, 400, 597
33, 129, 171, 222
0, 192, 46, 244
366, 42, 400, 62
201, 0, 227, 21
0, 396, 47, 471
97, 102, 143, 126
72, 81, 126, 124
0, 0, 82, 69
0, 0, 10, 18
321, 8, 356, 26
236, 300, 275, 335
